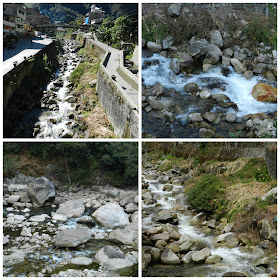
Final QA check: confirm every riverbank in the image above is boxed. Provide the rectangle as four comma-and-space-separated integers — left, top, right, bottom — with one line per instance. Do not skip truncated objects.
3, 173, 138, 277
142, 143, 277, 276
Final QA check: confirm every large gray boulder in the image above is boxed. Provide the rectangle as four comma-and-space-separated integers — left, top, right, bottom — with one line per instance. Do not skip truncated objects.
27, 177, 55, 207
95, 245, 134, 270
54, 228, 92, 247
92, 202, 129, 229
147, 42, 162, 53
168, 3, 181, 17
56, 199, 85, 218
230, 58, 247, 73
71, 257, 93, 266
210, 30, 223, 48
192, 248, 211, 262
189, 39, 209, 57
170, 58, 180, 74
161, 248, 180, 264
108, 229, 136, 245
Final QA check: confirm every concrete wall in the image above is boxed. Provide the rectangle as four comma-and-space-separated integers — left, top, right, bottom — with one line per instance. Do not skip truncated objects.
97, 55, 138, 138
85, 37, 139, 138
3, 41, 58, 112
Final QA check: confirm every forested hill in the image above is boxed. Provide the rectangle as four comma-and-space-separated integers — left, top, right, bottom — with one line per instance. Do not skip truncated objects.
24, 3, 138, 23
3, 143, 138, 189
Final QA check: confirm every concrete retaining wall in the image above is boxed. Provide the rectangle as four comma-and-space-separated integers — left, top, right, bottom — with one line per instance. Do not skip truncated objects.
3, 41, 59, 112
85, 37, 139, 138
97, 54, 138, 138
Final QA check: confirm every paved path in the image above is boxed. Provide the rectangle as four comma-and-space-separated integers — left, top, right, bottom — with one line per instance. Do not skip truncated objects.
84, 34, 138, 106
3, 37, 53, 76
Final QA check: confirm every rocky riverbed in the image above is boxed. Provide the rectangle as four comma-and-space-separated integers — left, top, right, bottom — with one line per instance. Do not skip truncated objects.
142, 3, 277, 138
3, 173, 138, 277
142, 160, 277, 277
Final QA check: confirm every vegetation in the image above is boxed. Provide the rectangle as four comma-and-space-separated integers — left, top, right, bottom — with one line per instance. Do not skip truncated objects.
24, 3, 138, 23
187, 174, 226, 216
142, 18, 168, 43
96, 15, 137, 48
3, 143, 138, 188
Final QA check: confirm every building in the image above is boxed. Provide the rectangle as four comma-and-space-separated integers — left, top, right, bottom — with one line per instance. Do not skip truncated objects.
26, 8, 50, 26
84, 4, 105, 26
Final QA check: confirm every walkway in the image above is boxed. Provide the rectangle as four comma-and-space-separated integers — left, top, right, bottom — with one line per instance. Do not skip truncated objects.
84, 33, 138, 106
3, 37, 53, 76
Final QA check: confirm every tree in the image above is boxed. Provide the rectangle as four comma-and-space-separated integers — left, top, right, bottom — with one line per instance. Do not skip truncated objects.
110, 16, 131, 44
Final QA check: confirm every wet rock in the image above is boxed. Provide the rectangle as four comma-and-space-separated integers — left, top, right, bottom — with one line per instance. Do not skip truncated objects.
95, 245, 134, 270
150, 247, 161, 262
54, 228, 92, 247
222, 56, 231, 66
142, 252, 151, 270
149, 100, 164, 110
182, 251, 195, 264
170, 58, 180, 74
212, 94, 230, 102
230, 58, 247, 73
205, 255, 223, 264
188, 113, 203, 122
179, 240, 194, 253
192, 248, 211, 262
203, 51, 220, 64
251, 83, 277, 103
199, 89, 211, 99
210, 30, 223, 48
222, 272, 247, 277
161, 248, 180, 264
147, 42, 162, 53
263, 70, 276, 81
162, 184, 173, 191
177, 51, 194, 73
203, 112, 217, 123
56, 199, 85, 218
52, 213, 68, 222
146, 82, 163, 97
203, 64, 215, 72
226, 113, 237, 123
254, 257, 269, 267
243, 70, 253, 80
71, 257, 93, 266
92, 202, 130, 229
184, 83, 198, 93
27, 177, 55, 207
7, 214, 26, 224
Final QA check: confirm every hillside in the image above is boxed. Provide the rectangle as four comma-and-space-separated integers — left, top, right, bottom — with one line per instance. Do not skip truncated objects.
24, 3, 138, 23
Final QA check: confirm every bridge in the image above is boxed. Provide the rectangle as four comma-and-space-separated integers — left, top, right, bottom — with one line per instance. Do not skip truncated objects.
35, 24, 91, 31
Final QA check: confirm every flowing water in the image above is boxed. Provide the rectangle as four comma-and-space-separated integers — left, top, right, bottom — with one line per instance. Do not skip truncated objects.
34, 40, 82, 138
142, 54, 277, 117
142, 169, 272, 277
3, 206, 120, 277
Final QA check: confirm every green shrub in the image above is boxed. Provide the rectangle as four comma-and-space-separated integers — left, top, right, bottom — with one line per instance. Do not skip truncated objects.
70, 62, 88, 86
142, 18, 168, 43
3, 156, 17, 178
187, 174, 225, 214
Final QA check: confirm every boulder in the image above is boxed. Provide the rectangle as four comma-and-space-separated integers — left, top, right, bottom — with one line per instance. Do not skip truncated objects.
254, 257, 269, 267
7, 195, 21, 204
142, 252, 151, 270
188, 113, 203, 122
95, 245, 134, 270
243, 70, 253, 80
203, 51, 220, 64
260, 219, 272, 240
150, 247, 161, 262
199, 128, 217, 138
203, 112, 217, 123
210, 30, 223, 48
147, 42, 162, 53
261, 187, 277, 203
170, 58, 180, 74
27, 177, 55, 207
222, 56, 231, 66
179, 240, 194, 252
29, 214, 49, 222
56, 199, 85, 218
52, 213, 68, 222
230, 58, 247, 73
251, 83, 277, 103
177, 52, 194, 72
189, 39, 209, 57
192, 248, 211, 262
71, 257, 93, 266
223, 48, 233, 57
168, 3, 181, 17
92, 202, 129, 229
205, 255, 222, 264
226, 113, 237, 123
146, 82, 163, 97
149, 100, 164, 110
7, 214, 25, 224
200, 89, 211, 99
252, 63, 266, 74
182, 251, 195, 264
162, 36, 174, 49
184, 83, 198, 93
54, 228, 92, 247
201, 44, 223, 57
108, 229, 135, 245
161, 248, 180, 264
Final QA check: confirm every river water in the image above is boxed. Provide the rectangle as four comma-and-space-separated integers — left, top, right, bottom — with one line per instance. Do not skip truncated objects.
142, 54, 277, 117
142, 168, 273, 277
34, 40, 82, 138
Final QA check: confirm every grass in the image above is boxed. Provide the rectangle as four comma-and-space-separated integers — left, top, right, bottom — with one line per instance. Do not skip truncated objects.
142, 18, 168, 43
